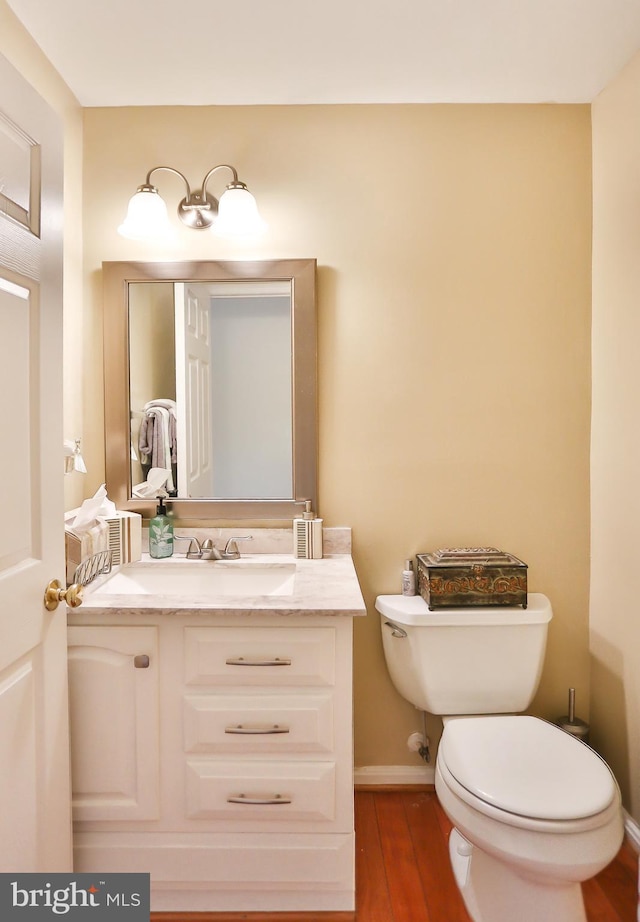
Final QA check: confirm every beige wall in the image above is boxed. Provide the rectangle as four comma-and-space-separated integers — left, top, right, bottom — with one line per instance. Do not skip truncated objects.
83, 103, 593, 768
0, 0, 84, 511
592, 52, 640, 823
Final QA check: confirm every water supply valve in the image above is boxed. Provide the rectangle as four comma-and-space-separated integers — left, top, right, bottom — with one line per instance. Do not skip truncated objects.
407, 731, 431, 763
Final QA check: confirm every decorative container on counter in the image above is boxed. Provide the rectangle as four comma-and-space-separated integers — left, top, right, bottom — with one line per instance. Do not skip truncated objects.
416, 547, 528, 609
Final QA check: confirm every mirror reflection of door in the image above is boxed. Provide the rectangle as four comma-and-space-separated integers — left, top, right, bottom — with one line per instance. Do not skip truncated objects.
175, 283, 213, 497
129, 280, 293, 500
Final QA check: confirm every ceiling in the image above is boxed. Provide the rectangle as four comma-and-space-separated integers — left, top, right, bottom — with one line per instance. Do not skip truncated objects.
7, 0, 640, 106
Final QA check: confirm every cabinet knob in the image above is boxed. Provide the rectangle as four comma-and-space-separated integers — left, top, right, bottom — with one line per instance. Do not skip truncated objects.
134, 654, 150, 668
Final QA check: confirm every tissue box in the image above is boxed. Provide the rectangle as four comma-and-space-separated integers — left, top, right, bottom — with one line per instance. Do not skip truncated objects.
416, 547, 528, 610
64, 514, 110, 585
64, 509, 142, 584
102, 511, 142, 566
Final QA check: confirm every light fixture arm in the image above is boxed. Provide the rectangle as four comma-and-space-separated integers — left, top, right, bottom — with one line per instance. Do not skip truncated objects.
144, 165, 193, 198
202, 163, 240, 195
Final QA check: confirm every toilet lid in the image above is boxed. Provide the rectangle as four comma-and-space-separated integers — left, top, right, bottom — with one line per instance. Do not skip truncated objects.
439, 716, 617, 820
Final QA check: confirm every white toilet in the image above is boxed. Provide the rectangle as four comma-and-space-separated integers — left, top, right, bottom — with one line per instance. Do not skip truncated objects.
376, 592, 623, 922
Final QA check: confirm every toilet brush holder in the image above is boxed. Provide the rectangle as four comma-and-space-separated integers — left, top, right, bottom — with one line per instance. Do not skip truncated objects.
556, 687, 590, 744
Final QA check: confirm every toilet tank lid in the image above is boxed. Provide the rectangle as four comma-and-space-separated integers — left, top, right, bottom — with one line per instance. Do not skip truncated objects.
440, 716, 618, 820
375, 593, 552, 626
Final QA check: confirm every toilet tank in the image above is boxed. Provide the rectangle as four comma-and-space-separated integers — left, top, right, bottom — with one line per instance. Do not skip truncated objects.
376, 593, 552, 715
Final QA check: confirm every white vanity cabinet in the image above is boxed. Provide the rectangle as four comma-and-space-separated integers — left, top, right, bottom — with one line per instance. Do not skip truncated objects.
68, 610, 357, 912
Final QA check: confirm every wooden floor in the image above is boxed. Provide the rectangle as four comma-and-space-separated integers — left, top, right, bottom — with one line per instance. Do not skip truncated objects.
151, 789, 639, 922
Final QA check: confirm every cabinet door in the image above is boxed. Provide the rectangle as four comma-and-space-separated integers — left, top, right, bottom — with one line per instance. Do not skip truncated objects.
67, 625, 160, 822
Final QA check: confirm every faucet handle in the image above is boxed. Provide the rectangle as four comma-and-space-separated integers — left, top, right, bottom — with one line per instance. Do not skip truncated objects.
174, 535, 202, 559
223, 536, 253, 559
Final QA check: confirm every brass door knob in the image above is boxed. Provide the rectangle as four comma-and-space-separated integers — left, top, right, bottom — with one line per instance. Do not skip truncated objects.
44, 579, 83, 611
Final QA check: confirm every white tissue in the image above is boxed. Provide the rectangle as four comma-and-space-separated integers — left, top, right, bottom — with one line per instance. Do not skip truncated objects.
70, 484, 117, 533
131, 468, 171, 499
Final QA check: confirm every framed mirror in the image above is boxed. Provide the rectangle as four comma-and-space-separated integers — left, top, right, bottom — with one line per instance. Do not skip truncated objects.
103, 259, 317, 520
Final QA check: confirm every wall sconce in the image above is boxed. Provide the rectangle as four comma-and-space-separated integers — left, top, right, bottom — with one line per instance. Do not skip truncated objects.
118, 164, 267, 240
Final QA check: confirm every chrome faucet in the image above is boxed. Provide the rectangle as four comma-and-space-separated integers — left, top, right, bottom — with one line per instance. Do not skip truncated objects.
174, 535, 252, 560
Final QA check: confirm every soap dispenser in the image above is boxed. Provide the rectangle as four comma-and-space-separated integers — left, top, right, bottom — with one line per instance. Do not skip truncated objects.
293, 500, 323, 559
149, 497, 173, 559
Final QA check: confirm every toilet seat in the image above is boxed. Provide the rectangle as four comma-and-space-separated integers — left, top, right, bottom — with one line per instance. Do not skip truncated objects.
439, 716, 618, 822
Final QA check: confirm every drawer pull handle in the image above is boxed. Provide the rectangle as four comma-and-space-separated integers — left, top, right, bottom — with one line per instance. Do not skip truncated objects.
225, 724, 290, 735
227, 793, 292, 805
225, 656, 292, 667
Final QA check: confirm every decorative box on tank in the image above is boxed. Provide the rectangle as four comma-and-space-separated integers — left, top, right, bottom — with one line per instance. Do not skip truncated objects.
416, 547, 528, 609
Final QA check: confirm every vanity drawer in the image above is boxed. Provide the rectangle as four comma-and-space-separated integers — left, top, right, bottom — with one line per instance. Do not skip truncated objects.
185, 759, 340, 829
184, 626, 336, 687
183, 692, 334, 754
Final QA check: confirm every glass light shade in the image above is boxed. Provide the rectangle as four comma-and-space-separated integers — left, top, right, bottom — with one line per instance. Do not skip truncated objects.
118, 188, 173, 239
213, 186, 267, 237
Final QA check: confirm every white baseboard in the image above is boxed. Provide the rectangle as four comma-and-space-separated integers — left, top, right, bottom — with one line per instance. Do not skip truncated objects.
624, 809, 640, 852
354, 764, 435, 786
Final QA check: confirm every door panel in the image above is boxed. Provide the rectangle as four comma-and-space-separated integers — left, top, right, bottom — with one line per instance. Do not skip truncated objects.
0, 657, 37, 868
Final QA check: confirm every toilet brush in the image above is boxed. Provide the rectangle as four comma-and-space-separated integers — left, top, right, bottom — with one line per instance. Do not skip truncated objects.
556, 687, 590, 744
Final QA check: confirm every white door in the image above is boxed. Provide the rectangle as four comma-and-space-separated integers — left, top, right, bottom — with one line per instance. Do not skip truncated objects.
175, 283, 214, 497
0, 53, 72, 871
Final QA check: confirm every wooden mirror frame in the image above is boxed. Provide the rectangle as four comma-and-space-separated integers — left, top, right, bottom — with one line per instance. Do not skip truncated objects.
103, 258, 317, 521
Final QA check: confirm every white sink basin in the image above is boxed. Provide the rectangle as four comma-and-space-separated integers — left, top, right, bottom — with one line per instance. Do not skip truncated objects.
89, 561, 296, 598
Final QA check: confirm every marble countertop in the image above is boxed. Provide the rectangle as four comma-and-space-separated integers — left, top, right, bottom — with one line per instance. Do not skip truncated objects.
76, 552, 366, 618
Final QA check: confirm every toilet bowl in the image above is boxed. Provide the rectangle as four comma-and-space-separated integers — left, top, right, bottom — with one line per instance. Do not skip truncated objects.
435, 715, 623, 922
375, 593, 625, 922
